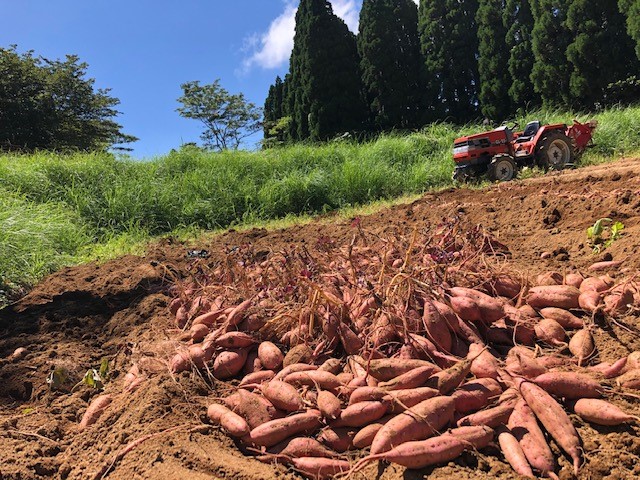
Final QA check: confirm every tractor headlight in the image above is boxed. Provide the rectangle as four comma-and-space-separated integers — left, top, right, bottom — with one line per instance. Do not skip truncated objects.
453, 145, 469, 155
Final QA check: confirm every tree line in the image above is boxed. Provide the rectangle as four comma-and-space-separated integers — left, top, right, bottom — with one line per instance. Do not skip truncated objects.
264, 0, 640, 145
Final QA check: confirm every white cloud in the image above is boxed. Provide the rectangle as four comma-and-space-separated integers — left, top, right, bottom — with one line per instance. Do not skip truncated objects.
242, 0, 363, 72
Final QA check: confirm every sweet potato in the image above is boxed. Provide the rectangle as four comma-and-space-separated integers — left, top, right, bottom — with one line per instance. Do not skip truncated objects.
338, 322, 364, 355
361, 358, 440, 382
588, 357, 627, 378
317, 357, 342, 374
270, 437, 336, 458
258, 341, 284, 370
214, 332, 256, 349
207, 403, 250, 437
229, 389, 277, 429
451, 378, 502, 413
243, 350, 262, 375
190, 324, 210, 343
580, 276, 613, 293
533, 371, 603, 399
433, 299, 461, 333
446, 425, 494, 446
170, 344, 207, 373
578, 290, 602, 313
317, 427, 355, 452
498, 427, 535, 478
457, 401, 515, 428
538, 307, 584, 329
352, 415, 394, 448
191, 308, 224, 328
468, 342, 500, 379
506, 351, 546, 378
517, 379, 581, 475
569, 328, 596, 366
290, 457, 350, 479
273, 363, 317, 381
604, 286, 634, 316
317, 390, 342, 420
349, 386, 387, 405
450, 295, 482, 323
491, 275, 523, 299
332, 401, 387, 427
588, 260, 622, 271
508, 397, 557, 479
285, 370, 343, 391
534, 318, 567, 347
423, 299, 452, 352
226, 298, 252, 326
564, 273, 584, 289
426, 353, 476, 394
213, 348, 248, 379
370, 395, 455, 454
378, 365, 442, 391
571, 398, 639, 426
261, 380, 305, 412
383, 387, 440, 412
78, 394, 112, 430
616, 369, 640, 389
536, 271, 563, 286
239, 370, 275, 387
527, 285, 580, 309
243, 410, 323, 447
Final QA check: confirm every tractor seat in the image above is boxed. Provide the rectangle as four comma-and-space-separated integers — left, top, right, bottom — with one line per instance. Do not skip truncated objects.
514, 121, 541, 143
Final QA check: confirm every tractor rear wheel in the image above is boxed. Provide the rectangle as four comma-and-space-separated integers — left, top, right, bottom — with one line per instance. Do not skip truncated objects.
488, 154, 517, 182
535, 130, 575, 170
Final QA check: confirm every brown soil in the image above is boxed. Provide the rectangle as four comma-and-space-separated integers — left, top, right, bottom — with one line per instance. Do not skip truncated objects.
1, 158, 640, 480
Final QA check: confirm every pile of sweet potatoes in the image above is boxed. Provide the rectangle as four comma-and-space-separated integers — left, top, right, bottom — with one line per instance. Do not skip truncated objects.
158, 222, 640, 479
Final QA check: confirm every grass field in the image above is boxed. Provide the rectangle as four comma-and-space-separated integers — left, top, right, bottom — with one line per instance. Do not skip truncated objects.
1, 105, 639, 305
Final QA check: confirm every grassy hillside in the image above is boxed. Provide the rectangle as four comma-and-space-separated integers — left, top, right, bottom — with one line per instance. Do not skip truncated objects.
1, 105, 639, 304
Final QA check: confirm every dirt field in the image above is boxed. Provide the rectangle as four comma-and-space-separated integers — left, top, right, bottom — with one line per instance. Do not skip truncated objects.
1, 158, 640, 480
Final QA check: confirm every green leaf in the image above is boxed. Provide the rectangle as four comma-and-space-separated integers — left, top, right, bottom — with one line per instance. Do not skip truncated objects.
99, 358, 109, 379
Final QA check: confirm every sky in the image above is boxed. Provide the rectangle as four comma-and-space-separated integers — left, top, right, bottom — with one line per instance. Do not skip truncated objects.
2, 0, 415, 158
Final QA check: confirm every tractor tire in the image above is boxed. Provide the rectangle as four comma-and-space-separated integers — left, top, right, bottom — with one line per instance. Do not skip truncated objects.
488, 154, 517, 182
535, 130, 575, 170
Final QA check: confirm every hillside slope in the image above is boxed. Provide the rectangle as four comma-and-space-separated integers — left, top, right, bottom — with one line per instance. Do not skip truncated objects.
1, 157, 639, 480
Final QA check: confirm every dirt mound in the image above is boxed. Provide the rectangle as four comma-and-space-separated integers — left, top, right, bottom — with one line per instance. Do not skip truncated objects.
1, 158, 640, 480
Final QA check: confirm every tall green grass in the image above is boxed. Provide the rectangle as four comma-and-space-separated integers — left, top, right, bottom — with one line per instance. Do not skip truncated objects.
1, 105, 639, 304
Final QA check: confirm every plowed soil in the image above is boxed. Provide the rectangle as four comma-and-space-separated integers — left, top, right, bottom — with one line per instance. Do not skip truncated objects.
1, 158, 640, 480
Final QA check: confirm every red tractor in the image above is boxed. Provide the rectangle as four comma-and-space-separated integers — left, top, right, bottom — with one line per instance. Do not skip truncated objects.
452, 119, 597, 182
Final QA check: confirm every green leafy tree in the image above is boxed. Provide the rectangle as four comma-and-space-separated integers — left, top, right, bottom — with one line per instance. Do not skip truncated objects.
287, 0, 366, 141
530, 0, 572, 107
0, 46, 136, 152
619, 0, 640, 59
504, 0, 539, 110
177, 79, 262, 151
566, 0, 639, 108
419, 0, 480, 123
477, 0, 511, 121
358, 0, 427, 130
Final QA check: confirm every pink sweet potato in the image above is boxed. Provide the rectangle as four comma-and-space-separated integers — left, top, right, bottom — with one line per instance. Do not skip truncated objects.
270, 437, 336, 458
538, 307, 584, 329
370, 396, 455, 454
285, 370, 343, 391
213, 348, 248, 379
78, 394, 112, 430
569, 328, 596, 366
534, 318, 567, 347
533, 371, 603, 399
517, 379, 582, 475
498, 427, 535, 478
332, 401, 387, 427
571, 398, 639, 426
378, 365, 442, 391
457, 401, 515, 428
290, 457, 350, 479
273, 363, 317, 381
451, 378, 502, 413
527, 285, 580, 309
243, 410, 323, 447
362, 358, 441, 382
207, 403, 250, 437
261, 380, 305, 412
468, 342, 500, 379
239, 370, 275, 387
383, 387, 440, 413
214, 331, 256, 349
258, 341, 284, 370
317, 390, 342, 420
317, 427, 355, 453
352, 415, 394, 448
423, 299, 453, 352
616, 369, 640, 389
578, 290, 602, 313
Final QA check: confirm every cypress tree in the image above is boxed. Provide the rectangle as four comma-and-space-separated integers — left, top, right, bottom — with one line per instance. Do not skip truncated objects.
566, 0, 639, 108
358, 0, 427, 131
419, 0, 480, 123
263, 76, 285, 141
619, 0, 640, 59
503, 0, 539, 110
530, 0, 572, 107
477, 0, 511, 121
287, 0, 366, 141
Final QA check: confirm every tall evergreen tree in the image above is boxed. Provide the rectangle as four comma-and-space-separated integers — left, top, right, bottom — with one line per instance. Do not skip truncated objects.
619, 0, 640, 60
503, 0, 539, 110
477, 0, 511, 121
419, 0, 480, 123
263, 76, 284, 139
566, 0, 639, 108
530, 0, 572, 107
287, 0, 366, 141
358, 0, 427, 131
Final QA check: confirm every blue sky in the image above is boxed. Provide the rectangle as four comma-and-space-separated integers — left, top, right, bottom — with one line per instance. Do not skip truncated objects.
1, 0, 371, 158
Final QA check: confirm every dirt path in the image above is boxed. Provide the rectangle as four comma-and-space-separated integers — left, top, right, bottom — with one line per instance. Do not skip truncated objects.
1, 158, 639, 480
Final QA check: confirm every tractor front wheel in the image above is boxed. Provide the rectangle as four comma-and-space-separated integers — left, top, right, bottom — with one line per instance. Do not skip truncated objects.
535, 130, 575, 170
488, 154, 517, 182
